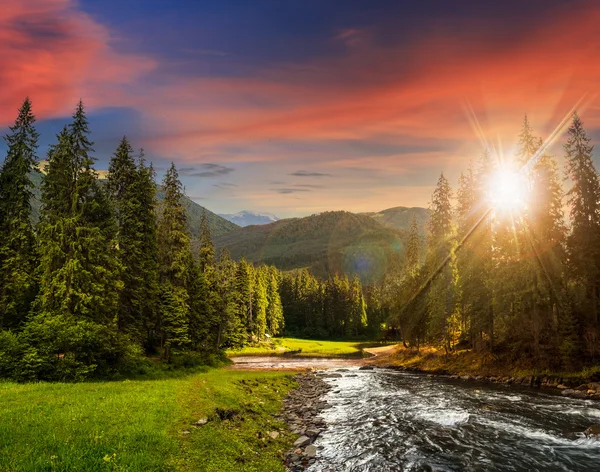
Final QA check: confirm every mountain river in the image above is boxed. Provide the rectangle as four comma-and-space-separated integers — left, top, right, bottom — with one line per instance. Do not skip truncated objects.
305, 367, 600, 471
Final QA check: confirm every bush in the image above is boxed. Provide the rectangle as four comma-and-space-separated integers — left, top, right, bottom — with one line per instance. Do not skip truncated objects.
0, 314, 145, 382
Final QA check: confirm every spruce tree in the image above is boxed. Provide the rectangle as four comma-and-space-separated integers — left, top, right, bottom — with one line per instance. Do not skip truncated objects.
253, 267, 268, 340
517, 114, 540, 166
37, 103, 121, 324
107, 138, 158, 343
564, 113, 600, 329
0, 98, 39, 329
266, 266, 284, 336
157, 163, 192, 358
198, 209, 215, 273
134, 153, 160, 350
426, 173, 456, 350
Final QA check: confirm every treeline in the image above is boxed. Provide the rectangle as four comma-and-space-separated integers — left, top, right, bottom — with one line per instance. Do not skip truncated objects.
279, 269, 384, 338
0, 99, 287, 381
383, 113, 600, 368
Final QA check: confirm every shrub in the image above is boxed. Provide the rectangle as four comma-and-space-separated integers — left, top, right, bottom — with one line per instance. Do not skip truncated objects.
0, 314, 145, 382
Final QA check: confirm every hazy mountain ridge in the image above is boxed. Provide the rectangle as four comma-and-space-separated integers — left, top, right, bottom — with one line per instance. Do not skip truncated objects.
219, 210, 280, 227
215, 210, 409, 282
362, 206, 429, 235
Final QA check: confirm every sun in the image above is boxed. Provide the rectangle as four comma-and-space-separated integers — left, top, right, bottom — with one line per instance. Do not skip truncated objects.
489, 169, 529, 212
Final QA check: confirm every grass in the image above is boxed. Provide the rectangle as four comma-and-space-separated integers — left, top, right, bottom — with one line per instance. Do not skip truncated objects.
0, 369, 296, 472
226, 337, 385, 358
381, 345, 600, 384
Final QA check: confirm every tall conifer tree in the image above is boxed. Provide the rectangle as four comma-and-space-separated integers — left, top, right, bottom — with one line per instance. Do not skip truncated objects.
0, 98, 39, 329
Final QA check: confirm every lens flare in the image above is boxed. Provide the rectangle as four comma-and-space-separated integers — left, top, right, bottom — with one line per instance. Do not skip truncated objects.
489, 169, 528, 212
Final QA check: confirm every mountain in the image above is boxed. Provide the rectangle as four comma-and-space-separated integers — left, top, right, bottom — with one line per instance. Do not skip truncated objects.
155, 190, 238, 238
219, 210, 279, 227
215, 211, 406, 282
28, 171, 238, 238
364, 206, 429, 235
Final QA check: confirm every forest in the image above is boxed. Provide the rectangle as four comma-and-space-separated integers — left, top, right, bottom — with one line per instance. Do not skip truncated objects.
1, 97, 600, 381
383, 113, 600, 369
0, 99, 372, 381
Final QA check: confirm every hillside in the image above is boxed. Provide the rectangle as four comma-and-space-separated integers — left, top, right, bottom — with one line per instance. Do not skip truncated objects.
28, 172, 238, 238
363, 206, 429, 235
215, 211, 406, 282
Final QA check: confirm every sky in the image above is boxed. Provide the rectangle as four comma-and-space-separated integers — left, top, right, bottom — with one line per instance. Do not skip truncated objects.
1, 0, 600, 217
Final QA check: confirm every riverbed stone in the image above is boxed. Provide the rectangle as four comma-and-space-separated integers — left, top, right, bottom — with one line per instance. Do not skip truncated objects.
305, 445, 318, 458
562, 389, 588, 399
277, 372, 332, 470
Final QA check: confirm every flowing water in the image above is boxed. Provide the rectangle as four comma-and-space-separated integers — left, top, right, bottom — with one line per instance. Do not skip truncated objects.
306, 367, 600, 472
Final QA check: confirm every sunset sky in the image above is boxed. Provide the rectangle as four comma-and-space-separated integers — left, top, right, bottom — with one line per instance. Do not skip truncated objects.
1, 0, 600, 217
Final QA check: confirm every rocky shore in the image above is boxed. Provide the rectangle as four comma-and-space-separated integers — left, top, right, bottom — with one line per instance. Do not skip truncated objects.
276, 372, 332, 471
380, 364, 600, 401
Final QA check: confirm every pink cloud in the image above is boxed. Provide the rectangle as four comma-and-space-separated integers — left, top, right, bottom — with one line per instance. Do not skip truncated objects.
0, 0, 155, 125
134, 3, 600, 169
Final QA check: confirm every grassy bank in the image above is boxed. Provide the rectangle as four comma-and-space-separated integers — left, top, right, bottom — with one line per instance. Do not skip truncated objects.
381, 345, 600, 384
226, 337, 384, 358
0, 369, 297, 471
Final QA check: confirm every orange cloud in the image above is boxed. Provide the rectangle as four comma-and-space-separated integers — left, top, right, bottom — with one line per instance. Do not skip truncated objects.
0, 0, 155, 125
136, 3, 600, 168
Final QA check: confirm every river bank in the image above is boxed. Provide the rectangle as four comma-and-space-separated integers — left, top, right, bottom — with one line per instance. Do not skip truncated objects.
374, 345, 600, 401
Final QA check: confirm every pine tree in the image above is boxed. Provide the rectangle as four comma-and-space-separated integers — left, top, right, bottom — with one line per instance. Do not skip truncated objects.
37, 103, 121, 325
265, 266, 284, 336
135, 153, 160, 351
233, 258, 254, 342
426, 172, 456, 350
157, 163, 193, 358
0, 98, 39, 329
216, 249, 244, 349
349, 275, 367, 336
517, 114, 540, 166
253, 267, 268, 340
107, 138, 159, 343
405, 216, 421, 271
564, 113, 600, 330
198, 209, 215, 273
468, 149, 496, 351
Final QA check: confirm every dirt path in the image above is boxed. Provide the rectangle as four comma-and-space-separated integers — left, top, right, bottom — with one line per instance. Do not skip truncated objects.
229, 344, 399, 370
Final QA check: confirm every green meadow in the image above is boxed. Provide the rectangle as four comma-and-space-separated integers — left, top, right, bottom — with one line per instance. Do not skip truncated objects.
0, 369, 296, 472
227, 337, 383, 358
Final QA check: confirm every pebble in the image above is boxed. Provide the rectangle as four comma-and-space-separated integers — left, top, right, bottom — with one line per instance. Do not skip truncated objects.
275, 372, 332, 471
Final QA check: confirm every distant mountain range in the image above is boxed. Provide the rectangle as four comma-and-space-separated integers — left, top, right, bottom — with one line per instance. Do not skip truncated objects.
215, 208, 428, 282
219, 210, 280, 227
28, 171, 428, 279
362, 206, 429, 234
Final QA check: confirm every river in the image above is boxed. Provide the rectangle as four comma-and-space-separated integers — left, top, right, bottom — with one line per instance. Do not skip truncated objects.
306, 366, 600, 471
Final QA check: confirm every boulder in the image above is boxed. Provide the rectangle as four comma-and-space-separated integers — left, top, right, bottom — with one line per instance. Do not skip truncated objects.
359, 366, 374, 371
293, 435, 312, 448
305, 445, 318, 458
561, 389, 588, 399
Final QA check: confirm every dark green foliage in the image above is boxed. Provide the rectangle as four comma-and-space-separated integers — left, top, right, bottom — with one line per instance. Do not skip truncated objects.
107, 140, 159, 344
36, 103, 121, 325
0, 314, 141, 382
279, 269, 371, 339
0, 98, 39, 329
